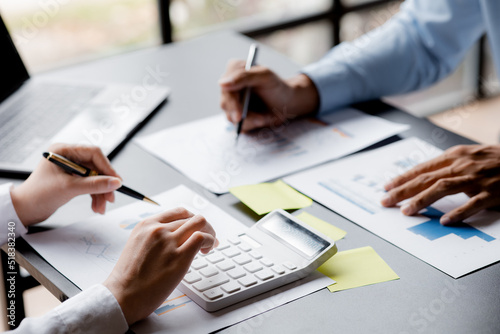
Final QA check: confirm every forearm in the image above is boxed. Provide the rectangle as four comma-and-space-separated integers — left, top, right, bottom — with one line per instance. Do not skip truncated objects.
302, 0, 485, 114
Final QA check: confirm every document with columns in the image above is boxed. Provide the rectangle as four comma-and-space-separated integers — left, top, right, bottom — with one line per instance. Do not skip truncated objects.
285, 138, 500, 278
135, 109, 409, 194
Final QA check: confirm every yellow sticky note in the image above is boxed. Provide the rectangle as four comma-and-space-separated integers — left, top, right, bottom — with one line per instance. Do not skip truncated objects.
230, 180, 312, 215
296, 212, 346, 241
317, 246, 399, 292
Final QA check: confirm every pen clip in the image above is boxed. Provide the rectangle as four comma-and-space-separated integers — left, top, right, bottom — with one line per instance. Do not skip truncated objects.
245, 44, 259, 70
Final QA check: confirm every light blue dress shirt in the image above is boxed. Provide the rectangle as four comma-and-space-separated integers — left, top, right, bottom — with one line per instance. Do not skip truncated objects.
302, 0, 500, 114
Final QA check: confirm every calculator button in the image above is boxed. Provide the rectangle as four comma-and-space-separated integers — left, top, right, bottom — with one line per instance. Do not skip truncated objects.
222, 247, 241, 258
238, 243, 252, 252
249, 251, 263, 259
199, 250, 214, 257
183, 272, 202, 284
217, 260, 235, 272
227, 267, 246, 279
283, 261, 297, 270
260, 258, 274, 267
221, 281, 241, 294
255, 269, 274, 281
271, 264, 286, 275
206, 253, 225, 264
203, 287, 223, 300
193, 273, 230, 292
191, 259, 208, 270
200, 266, 219, 278
243, 262, 263, 273
238, 276, 258, 287
227, 237, 241, 245
233, 254, 252, 265
216, 243, 231, 251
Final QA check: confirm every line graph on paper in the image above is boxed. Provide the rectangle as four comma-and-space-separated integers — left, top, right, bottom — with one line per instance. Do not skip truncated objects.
79, 234, 120, 263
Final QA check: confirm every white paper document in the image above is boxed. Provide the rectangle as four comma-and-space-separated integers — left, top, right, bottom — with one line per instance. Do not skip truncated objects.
135, 109, 409, 193
24, 185, 333, 334
285, 138, 500, 278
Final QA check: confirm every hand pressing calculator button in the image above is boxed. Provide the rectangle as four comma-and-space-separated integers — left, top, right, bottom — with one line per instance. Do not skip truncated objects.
178, 209, 337, 312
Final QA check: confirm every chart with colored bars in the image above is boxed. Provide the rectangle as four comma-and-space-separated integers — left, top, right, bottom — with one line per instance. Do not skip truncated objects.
409, 207, 495, 242
284, 138, 500, 277
154, 294, 192, 316
319, 174, 386, 215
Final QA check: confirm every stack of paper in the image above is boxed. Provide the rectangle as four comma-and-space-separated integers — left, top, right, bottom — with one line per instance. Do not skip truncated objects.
285, 137, 500, 278
135, 109, 409, 193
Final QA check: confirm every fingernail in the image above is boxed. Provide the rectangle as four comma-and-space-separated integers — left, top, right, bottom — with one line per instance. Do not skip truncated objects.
440, 216, 451, 225
108, 177, 122, 191
380, 193, 392, 206
231, 111, 238, 123
384, 182, 394, 191
401, 203, 413, 215
218, 77, 234, 85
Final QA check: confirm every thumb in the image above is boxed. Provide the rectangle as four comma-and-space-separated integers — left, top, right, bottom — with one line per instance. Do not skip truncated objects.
72, 176, 122, 196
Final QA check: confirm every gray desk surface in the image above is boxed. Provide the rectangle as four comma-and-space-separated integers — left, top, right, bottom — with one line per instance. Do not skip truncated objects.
2, 31, 499, 334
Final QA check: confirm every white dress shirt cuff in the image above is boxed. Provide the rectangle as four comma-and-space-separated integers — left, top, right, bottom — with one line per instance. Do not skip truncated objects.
12, 284, 129, 334
54, 284, 129, 334
0, 183, 28, 243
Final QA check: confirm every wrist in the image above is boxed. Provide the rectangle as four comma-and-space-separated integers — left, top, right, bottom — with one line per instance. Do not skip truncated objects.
286, 74, 320, 117
10, 185, 32, 227
103, 277, 139, 325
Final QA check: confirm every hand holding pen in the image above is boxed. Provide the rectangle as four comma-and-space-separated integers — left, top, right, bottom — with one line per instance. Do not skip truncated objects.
219, 46, 320, 134
43, 151, 158, 206
10, 144, 157, 226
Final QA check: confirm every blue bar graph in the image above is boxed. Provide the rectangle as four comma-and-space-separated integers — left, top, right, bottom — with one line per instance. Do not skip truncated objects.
408, 207, 495, 242
155, 298, 192, 316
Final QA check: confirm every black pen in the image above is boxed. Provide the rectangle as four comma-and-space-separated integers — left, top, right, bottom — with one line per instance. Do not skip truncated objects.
235, 43, 259, 144
43, 152, 160, 206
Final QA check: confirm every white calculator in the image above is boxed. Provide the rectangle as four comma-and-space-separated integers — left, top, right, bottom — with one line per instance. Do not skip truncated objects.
178, 209, 338, 312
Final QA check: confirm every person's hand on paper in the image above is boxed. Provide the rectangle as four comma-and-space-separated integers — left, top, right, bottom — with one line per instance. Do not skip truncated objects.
219, 59, 320, 132
10, 144, 122, 226
103, 207, 218, 325
381, 144, 500, 225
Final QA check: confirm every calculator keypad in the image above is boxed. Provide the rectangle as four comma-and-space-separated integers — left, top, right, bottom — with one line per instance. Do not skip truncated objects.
183, 237, 297, 302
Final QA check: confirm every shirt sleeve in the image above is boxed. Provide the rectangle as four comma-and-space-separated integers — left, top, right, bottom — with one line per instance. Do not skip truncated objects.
0, 185, 128, 333
9, 284, 129, 334
0, 183, 27, 245
302, 0, 486, 114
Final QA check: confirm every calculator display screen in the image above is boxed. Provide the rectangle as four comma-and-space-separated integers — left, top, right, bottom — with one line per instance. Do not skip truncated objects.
261, 213, 329, 258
